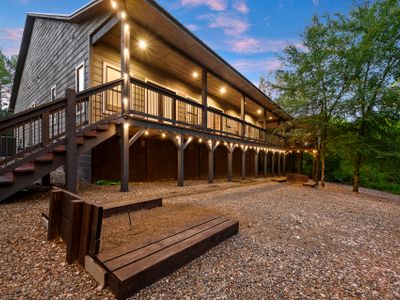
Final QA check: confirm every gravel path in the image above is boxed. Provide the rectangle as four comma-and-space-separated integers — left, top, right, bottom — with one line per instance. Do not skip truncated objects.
1, 181, 399, 299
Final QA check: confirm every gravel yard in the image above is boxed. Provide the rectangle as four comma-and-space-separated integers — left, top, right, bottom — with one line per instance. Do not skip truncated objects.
1, 180, 399, 299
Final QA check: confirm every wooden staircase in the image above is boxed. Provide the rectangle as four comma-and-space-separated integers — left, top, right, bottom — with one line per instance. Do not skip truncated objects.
0, 80, 123, 202
0, 123, 117, 201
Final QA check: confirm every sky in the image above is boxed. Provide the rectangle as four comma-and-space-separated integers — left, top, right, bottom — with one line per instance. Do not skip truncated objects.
0, 0, 354, 84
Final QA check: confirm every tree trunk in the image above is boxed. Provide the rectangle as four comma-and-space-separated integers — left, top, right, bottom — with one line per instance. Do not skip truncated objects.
320, 144, 326, 188
353, 154, 362, 193
315, 152, 320, 186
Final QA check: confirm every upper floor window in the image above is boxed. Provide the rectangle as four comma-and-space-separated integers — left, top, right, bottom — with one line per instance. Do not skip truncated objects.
75, 62, 85, 92
50, 85, 57, 101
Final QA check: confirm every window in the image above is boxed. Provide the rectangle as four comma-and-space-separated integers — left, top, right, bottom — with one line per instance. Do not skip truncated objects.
103, 62, 122, 113
75, 62, 87, 119
75, 62, 85, 92
50, 85, 57, 101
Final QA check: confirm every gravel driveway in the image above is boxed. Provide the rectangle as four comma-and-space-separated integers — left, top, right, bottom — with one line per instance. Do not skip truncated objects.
0, 180, 399, 299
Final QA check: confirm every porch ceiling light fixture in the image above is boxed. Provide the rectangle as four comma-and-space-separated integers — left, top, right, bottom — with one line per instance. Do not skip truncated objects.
257, 109, 262, 115
162, 133, 166, 138
120, 11, 127, 20
269, 116, 273, 120
199, 138, 203, 143
111, 0, 117, 9
192, 72, 199, 79
220, 87, 227, 94
138, 40, 148, 50
144, 130, 149, 136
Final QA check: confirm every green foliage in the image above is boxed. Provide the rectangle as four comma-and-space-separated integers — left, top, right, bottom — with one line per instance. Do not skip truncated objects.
265, 0, 400, 194
95, 180, 121, 186
0, 48, 17, 111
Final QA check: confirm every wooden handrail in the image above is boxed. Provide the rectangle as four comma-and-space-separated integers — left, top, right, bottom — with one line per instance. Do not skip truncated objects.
0, 97, 67, 130
130, 77, 204, 109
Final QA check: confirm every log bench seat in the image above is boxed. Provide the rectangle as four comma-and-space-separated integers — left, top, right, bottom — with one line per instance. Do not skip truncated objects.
96, 216, 239, 300
303, 180, 318, 188
271, 177, 288, 183
102, 198, 162, 218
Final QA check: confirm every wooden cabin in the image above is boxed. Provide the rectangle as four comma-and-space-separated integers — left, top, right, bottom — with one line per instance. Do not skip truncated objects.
0, 0, 308, 201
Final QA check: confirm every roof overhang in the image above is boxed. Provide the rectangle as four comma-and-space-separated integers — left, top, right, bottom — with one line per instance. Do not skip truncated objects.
10, 0, 292, 121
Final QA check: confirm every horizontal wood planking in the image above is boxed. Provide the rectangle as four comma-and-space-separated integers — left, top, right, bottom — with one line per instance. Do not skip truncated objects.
105, 218, 239, 299
103, 198, 162, 218
15, 14, 109, 112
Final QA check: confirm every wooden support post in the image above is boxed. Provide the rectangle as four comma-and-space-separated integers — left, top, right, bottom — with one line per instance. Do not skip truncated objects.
121, 19, 131, 116
264, 151, 268, 176
206, 140, 218, 184
241, 146, 247, 180
201, 68, 208, 128
283, 152, 286, 175
120, 124, 130, 192
240, 95, 246, 137
170, 134, 192, 187
254, 148, 259, 178
65, 88, 77, 194
41, 111, 51, 185
271, 151, 275, 176
278, 153, 282, 176
226, 143, 235, 182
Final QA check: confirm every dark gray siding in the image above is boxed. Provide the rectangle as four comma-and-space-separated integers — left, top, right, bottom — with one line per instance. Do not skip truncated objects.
14, 15, 109, 112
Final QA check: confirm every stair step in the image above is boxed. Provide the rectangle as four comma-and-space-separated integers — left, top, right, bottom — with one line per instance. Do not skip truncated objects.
34, 153, 54, 164
53, 146, 66, 153
96, 124, 109, 131
0, 173, 15, 186
83, 130, 97, 138
14, 163, 35, 174
76, 137, 84, 145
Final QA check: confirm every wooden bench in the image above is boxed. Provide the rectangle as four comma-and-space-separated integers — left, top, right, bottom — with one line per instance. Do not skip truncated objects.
103, 198, 162, 218
271, 177, 288, 183
96, 216, 239, 300
303, 180, 318, 188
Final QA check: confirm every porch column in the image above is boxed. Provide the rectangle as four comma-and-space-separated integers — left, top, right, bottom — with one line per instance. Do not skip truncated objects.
65, 88, 77, 194
283, 152, 286, 175
241, 146, 248, 180
278, 152, 282, 176
120, 15, 131, 192
254, 148, 259, 178
171, 134, 193, 187
264, 150, 268, 176
202, 68, 208, 128
271, 151, 275, 176
206, 140, 218, 183
240, 95, 246, 137
121, 18, 130, 116
120, 123, 130, 192
226, 143, 236, 182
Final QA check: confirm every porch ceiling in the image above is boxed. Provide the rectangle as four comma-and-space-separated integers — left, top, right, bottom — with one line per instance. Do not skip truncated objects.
118, 0, 289, 121
101, 21, 266, 119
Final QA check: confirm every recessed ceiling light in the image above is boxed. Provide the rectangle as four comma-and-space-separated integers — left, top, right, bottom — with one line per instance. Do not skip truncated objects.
138, 40, 148, 49
257, 109, 262, 115
192, 72, 199, 79
269, 116, 273, 120
220, 87, 226, 94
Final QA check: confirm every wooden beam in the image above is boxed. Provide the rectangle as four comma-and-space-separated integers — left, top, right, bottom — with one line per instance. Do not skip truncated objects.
271, 151, 275, 176
65, 88, 77, 194
91, 16, 120, 45
241, 146, 248, 180
121, 20, 130, 116
129, 129, 145, 147
254, 148, 259, 178
241, 95, 245, 137
120, 124, 130, 192
264, 151, 268, 176
201, 68, 208, 128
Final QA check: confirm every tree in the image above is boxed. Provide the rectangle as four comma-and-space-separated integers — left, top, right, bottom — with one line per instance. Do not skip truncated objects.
264, 14, 350, 187
0, 48, 17, 113
337, 0, 400, 192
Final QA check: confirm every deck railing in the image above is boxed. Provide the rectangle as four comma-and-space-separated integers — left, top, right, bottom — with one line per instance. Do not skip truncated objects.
129, 77, 285, 146
0, 80, 123, 171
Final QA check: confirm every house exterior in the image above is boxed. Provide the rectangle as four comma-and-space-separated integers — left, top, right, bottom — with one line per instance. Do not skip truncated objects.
3, 0, 310, 198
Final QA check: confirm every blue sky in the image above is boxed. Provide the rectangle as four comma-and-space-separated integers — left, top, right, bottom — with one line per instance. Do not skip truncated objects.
0, 0, 354, 83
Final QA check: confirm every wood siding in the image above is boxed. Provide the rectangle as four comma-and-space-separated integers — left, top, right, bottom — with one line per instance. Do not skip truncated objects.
14, 15, 109, 112
91, 43, 258, 125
